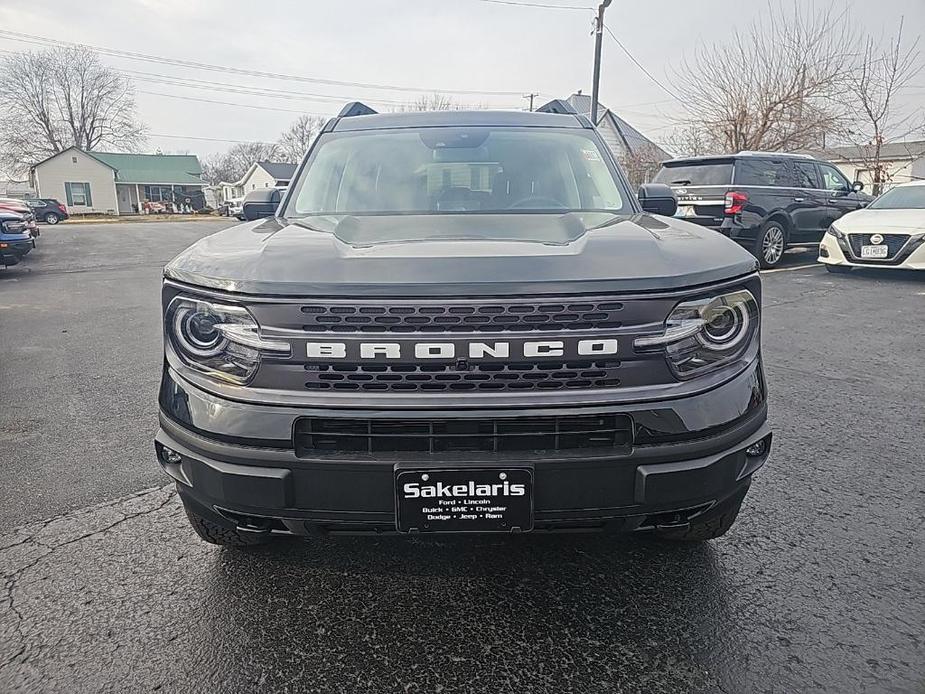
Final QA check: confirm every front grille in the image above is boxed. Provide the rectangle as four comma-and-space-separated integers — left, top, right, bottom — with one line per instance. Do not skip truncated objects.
297, 299, 626, 333
294, 414, 634, 454
303, 359, 623, 392
847, 233, 908, 260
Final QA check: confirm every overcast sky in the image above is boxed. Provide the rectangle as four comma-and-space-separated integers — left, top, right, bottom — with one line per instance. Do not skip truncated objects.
1, 0, 923, 160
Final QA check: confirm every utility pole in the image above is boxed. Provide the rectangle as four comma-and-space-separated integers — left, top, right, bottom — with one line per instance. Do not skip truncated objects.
523, 93, 538, 111
590, 0, 613, 124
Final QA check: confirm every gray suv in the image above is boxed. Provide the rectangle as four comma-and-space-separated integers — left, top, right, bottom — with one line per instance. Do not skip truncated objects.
155, 101, 771, 547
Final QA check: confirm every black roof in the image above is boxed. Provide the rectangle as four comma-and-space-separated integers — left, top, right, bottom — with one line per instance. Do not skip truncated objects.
331, 110, 591, 132
259, 162, 297, 181
662, 152, 820, 165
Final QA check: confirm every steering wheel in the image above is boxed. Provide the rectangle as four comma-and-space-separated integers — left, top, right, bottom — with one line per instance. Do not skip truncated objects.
508, 196, 566, 210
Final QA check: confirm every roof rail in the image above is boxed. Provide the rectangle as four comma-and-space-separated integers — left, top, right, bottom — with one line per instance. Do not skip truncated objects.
338, 102, 378, 117
737, 150, 813, 159
535, 99, 577, 115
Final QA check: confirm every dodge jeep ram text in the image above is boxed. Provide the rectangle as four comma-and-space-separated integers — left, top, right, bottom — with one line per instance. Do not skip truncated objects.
155, 101, 772, 546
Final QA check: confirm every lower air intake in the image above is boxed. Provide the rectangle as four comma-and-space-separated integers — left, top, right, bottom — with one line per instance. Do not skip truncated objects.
294, 414, 634, 455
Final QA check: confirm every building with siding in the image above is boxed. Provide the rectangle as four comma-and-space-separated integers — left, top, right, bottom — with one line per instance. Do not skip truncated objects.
218, 161, 297, 205
30, 147, 205, 215
566, 93, 671, 186
802, 140, 925, 194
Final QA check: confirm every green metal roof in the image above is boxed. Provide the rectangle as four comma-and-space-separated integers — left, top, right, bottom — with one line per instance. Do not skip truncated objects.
90, 152, 203, 185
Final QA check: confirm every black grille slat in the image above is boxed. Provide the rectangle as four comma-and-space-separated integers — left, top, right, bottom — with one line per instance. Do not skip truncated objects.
294, 415, 634, 455
847, 233, 908, 260
297, 298, 627, 333
303, 360, 622, 392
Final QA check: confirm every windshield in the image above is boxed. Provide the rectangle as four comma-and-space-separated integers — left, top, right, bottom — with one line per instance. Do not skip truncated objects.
285, 127, 629, 218
653, 161, 733, 186
868, 186, 925, 210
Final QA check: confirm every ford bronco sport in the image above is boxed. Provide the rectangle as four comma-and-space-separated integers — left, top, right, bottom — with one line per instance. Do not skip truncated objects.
156, 101, 771, 546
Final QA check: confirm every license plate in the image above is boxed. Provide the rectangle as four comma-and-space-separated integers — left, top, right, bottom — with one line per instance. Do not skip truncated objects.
395, 468, 533, 533
675, 205, 695, 218
861, 245, 888, 259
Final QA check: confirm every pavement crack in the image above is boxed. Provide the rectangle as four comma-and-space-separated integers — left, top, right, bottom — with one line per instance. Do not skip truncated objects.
0, 487, 177, 668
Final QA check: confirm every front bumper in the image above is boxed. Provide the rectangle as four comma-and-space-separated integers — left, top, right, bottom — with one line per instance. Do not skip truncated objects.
819, 232, 925, 270
0, 239, 32, 266
155, 360, 771, 535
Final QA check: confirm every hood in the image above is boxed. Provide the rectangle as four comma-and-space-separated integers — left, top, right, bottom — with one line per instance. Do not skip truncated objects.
164, 213, 758, 297
834, 207, 925, 233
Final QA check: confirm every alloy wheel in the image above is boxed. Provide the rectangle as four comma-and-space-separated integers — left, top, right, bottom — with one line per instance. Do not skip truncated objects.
762, 227, 785, 265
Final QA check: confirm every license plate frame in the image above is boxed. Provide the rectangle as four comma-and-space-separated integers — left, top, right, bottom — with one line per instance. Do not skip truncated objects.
860, 244, 889, 259
394, 467, 534, 534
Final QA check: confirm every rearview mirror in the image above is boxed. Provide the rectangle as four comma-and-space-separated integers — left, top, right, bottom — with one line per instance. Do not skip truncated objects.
637, 183, 677, 217
242, 188, 282, 221
852, 181, 864, 193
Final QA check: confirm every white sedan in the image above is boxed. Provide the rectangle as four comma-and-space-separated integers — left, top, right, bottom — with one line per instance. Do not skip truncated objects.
819, 180, 925, 272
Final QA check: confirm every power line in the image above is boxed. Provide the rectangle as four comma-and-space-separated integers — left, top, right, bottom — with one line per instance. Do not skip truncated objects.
477, 0, 592, 9
136, 91, 335, 116
127, 71, 519, 109
602, 24, 679, 102
148, 132, 274, 145
122, 68, 429, 107
0, 29, 524, 96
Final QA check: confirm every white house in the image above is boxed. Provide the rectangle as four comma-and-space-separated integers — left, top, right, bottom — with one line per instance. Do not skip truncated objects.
30, 147, 206, 215
804, 140, 925, 193
219, 161, 297, 204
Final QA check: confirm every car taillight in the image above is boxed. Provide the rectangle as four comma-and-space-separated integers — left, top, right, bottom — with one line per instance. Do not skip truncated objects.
724, 191, 748, 215
58, 203, 67, 213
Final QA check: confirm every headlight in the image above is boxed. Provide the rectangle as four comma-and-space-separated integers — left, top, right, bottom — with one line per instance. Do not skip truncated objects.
165, 296, 289, 384
634, 289, 759, 379
826, 225, 845, 239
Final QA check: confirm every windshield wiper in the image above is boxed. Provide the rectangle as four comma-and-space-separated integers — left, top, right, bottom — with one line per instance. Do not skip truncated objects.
670, 179, 692, 185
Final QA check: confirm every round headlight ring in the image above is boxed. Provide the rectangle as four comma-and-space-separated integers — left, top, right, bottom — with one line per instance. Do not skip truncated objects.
171, 304, 229, 358
696, 296, 753, 352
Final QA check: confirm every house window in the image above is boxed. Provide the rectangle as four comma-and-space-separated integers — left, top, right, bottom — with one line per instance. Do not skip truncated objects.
71, 156, 78, 164
144, 185, 174, 202
65, 182, 92, 206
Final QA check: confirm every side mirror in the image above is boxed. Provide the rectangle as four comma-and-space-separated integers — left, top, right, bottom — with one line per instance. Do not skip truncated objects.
852, 181, 864, 193
637, 183, 677, 217
242, 188, 282, 221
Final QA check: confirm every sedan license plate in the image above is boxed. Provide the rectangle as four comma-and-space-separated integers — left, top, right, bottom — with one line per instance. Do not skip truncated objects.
861, 244, 889, 259
395, 468, 533, 533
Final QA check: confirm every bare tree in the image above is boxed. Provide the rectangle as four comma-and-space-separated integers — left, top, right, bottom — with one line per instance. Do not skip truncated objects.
840, 19, 922, 194
395, 93, 476, 112
0, 47, 145, 175
617, 143, 669, 188
663, 124, 712, 158
278, 115, 325, 162
200, 151, 238, 186
671, 3, 853, 154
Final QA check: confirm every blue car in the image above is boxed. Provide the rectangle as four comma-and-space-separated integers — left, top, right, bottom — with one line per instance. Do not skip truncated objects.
0, 211, 33, 267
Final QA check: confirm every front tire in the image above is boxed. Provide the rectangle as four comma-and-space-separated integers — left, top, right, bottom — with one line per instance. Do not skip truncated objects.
754, 221, 787, 268
44, 212, 60, 225
825, 264, 853, 273
183, 504, 271, 547
655, 482, 750, 542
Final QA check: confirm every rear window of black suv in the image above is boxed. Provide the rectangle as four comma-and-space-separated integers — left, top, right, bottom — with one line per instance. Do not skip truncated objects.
652, 160, 733, 186
733, 158, 793, 187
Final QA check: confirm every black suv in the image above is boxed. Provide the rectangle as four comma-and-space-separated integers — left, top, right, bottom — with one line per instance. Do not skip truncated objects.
24, 198, 69, 225
652, 152, 872, 268
156, 102, 771, 547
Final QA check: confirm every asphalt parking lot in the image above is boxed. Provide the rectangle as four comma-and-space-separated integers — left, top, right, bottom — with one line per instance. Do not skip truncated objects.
1, 222, 923, 693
